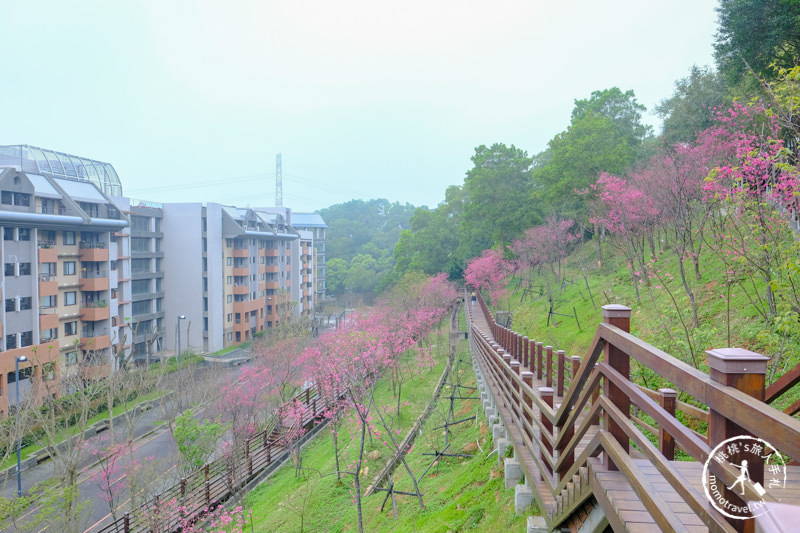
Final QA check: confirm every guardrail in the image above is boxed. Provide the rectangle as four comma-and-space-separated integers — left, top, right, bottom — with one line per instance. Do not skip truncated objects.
90, 385, 324, 533
468, 289, 800, 531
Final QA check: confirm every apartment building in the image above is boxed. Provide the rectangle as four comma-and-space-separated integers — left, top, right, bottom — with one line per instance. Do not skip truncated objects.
0, 165, 127, 414
110, 198, 165, 364
162, 203, 300, 354
292, 212, 327, 301
0, 145, 327, 415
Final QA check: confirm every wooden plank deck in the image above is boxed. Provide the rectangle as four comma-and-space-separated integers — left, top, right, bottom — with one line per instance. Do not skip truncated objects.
468, 301, 800, 531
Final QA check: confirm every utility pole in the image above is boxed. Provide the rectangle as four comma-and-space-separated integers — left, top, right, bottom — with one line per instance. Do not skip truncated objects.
276, 153, 283, 207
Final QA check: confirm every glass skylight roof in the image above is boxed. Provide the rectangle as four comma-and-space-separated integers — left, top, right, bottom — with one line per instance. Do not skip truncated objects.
0, 144, 122, 196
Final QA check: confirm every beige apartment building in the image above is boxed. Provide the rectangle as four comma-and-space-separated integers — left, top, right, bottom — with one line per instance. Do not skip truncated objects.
0, 158, 127, 414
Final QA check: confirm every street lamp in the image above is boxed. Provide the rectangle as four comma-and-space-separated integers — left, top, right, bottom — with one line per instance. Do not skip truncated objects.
15, 355, 27, 497
176, 315, 186, 371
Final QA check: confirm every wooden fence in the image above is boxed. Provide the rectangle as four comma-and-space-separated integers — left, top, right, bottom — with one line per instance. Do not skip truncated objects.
90, 386, 323, 533
469, 289, 800, 532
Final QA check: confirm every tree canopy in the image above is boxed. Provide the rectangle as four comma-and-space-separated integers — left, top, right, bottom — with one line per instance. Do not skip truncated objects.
715, 0, 800, 84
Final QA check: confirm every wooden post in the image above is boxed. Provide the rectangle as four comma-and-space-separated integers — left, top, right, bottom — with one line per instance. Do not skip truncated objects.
590, 364, 601, 426
536, 342, 543, 380
502, 351, 512, 408
602, 304, 632, 471
523, 336, 529, 369
707, 348, 769, 533
545, 346, 553, 388
540, 387, 554, 477
511, 360, 521, 424
556, 411, 575, 482
571, 356, 581, 387
124, 512, 130, 533
517, 333, 523, 360
557, 349, 566, 397
522, 371, 534, 445
658, 388, 677, 460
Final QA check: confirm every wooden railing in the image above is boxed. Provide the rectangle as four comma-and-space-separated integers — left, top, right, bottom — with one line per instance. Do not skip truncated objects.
90, 386, 324, 533
468, 289, 800, 532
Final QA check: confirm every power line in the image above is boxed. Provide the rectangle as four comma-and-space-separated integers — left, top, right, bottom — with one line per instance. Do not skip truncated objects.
125, 172, 270, 195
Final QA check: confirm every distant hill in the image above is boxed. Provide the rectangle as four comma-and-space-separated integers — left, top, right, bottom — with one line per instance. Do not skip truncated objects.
318, 198, 417, 295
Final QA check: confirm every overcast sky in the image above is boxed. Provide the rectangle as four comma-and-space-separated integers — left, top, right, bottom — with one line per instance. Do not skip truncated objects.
0, 1, 719, 212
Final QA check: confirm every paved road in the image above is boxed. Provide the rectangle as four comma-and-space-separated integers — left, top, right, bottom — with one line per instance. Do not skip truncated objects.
2, 351, 253, 532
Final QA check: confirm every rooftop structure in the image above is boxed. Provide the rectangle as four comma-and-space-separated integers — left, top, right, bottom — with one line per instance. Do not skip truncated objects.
0, 145, 122, 197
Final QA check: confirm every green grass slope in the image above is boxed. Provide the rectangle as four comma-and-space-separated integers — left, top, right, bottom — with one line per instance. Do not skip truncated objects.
248, 339, 526, 532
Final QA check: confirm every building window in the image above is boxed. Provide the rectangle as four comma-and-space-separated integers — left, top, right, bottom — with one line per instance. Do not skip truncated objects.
227, 257, 232, 266
40, 262, 56, 277
18, 263, 31, 276
41, 328, 58, 341
65, 351, 78, 366
20, 331, 33, 347
4, 263, 14, 276
226, 239, 232, 247
132, 279, 150, 295
3, 227, 13, 240
204, 317, 208, 331
64, 321, 78, 336
64, 261, 76, 275
17, 228, 30, 241
131, 237, 150, 253
63, 231, 76, 245
65, 291, 77, 306
227, 313, 232, 323
6, 333, 17, 349
132, 300, 151, 315
41, 295, 57, 308
227, 276, 232, 285
5, 298, 16, 312
235, 313, 241, 324
227, 332, 233, 341
131, 216, 149, 232
19, 297, 31, 311
132, 258, 151, 273
227, 295, 232, 304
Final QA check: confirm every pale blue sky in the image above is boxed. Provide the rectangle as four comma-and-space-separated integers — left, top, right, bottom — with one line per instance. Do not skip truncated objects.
0, 1, 718, 212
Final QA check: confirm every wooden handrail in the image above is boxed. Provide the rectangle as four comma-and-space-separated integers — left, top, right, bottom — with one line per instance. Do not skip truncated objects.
469, 287, 800, 531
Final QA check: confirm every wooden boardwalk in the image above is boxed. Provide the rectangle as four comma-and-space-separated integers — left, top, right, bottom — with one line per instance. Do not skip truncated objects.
466, 292, 800, 532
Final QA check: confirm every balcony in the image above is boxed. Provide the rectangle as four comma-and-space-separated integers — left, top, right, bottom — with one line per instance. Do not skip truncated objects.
233, 267, 249, 277
39, 274, 58, 296
263, 265, 279, 274
233, 298, 262, 314
233, 284, 249, 295
264, 281, 279, 290
232, 248, 249, 258
79, 242, 109, 262
264, 249, 279, 257
39, 310, 59, 330
80, 330, 111, 350
80, 273, 109, 292
81, 303, 110, 322
38, 244, 58, 263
